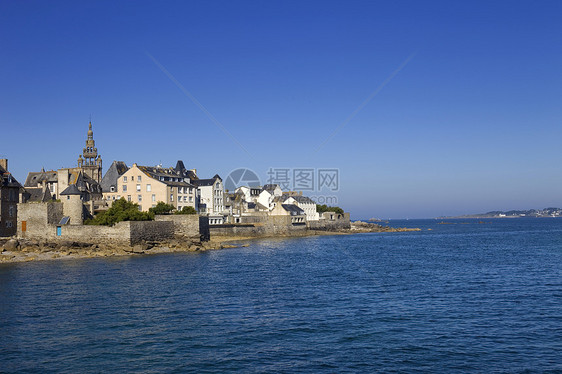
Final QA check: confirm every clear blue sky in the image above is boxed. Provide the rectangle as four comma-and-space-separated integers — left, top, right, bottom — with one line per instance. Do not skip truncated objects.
1, 1, 561, 219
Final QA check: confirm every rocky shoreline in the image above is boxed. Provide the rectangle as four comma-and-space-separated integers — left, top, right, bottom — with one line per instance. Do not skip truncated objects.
0, 237, 245, 264
0, 222, 420, 264
349, 221, 421, 233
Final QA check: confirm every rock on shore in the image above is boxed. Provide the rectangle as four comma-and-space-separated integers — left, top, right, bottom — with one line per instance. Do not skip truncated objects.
0, 237, 237, 264
350, 221, 421, 233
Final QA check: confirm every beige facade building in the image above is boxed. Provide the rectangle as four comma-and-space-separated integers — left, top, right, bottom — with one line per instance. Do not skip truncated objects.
102, 164, 197, 212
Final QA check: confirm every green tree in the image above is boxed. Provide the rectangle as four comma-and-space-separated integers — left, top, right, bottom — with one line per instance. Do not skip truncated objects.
148, 201, 176, 215
175, 206, 197, 215
316, 204, 344, 215
85, 198, 154, 226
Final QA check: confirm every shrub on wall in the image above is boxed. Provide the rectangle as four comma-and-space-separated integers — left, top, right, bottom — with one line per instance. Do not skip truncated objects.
316, 204, 344, 215
148, 202, 176, 215
175, 206, 197, 215
85, 198, 154, 226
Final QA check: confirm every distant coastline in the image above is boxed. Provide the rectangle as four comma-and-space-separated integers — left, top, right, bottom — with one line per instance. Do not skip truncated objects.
441, 207, 562, 219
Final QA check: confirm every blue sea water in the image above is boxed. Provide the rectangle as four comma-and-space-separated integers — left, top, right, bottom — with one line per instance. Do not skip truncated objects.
1, 219, 561, 373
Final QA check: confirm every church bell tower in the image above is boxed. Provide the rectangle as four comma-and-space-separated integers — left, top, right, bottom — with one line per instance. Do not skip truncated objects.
78, 121, 102, 183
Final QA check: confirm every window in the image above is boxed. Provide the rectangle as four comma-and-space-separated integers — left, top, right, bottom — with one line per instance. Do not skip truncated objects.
179, 187, 183, 194
189, 196, 193, 203
146, 184, 151, 192
110, 186, 115, 192
127, 195, 131, 202
123, 185, 127, 192
136, 184, 141, 192
138, 195, 142, 202
170, 194, 174, 202
9, 206, 14, 217
67, 196, 70, 200
138, 206, 142, 211
123, 176, 127, 183
152, 194, 156, 202
189, 188, 193, 194
137, 176, 141, 182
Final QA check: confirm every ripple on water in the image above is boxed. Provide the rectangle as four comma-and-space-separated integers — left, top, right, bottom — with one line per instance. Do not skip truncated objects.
0, 219, 561, 373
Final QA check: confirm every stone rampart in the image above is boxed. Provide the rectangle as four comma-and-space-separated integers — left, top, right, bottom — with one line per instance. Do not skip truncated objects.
154, 214, 200, 239
129, 221, 174, 244
17, 202, 175, 245
210, 215, 308, 238
308, 212, 351, 231
18, 202, 63, 240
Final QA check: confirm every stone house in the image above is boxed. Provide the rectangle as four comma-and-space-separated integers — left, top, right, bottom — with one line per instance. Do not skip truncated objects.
102, 163, 197, 212
24, 168, 59, 198
0, 159, 23, 237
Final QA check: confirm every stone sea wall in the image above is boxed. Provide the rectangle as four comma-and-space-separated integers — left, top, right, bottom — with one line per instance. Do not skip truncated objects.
210, 215, 309, 238
154, 214, 201, 240
17, 202, 177, 245
307, 213, 351, 231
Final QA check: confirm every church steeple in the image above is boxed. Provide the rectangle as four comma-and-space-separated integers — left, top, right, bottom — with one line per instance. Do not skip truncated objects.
78, 121, 102, 183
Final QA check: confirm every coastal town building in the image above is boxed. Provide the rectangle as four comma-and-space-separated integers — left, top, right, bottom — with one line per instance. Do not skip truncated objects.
269, 201, 306, 224
281, 194, 319, 221
102, 163, 197, 212
100, 161, 129, 193
235, 186, 273, 213
23, 122, 104, 202
78, 121, 103, 183
23, 169, 59, 199
0, 159, 23, 237
194, 175, 224, 214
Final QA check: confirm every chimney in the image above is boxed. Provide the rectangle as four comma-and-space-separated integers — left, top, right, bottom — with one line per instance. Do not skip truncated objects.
0, 159, 7, 170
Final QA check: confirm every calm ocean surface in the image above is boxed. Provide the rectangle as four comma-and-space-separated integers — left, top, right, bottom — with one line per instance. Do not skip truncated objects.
1, 219, 561, 373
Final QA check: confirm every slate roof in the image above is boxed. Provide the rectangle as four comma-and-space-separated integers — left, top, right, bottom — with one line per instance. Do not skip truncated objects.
282, 195, 316, 204
138, 165, 195, 188
23, 187, 52, 202
60, 184, 83, 196
281, 204, 305, 215
24, 170, 58, 187
192, 177, 219, 187
263, 184, 280, 193
0, 165, 22, 188
174, 160, 199, 181
74, 173, 102, 195
101, 161, 128, 192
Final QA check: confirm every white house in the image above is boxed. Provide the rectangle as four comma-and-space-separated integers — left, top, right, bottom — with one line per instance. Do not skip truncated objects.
194, 174, 224, 214
283, 195, 319, 221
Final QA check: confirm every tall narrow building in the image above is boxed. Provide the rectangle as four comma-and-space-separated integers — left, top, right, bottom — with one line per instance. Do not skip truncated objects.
78, 121, 102, 183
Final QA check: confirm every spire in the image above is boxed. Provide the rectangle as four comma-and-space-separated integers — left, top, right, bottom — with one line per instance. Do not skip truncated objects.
79, 120, 102, 183
87, 121, 93, 140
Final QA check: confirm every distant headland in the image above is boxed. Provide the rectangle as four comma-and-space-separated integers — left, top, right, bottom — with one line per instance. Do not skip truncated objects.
442, 207, 562, 219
